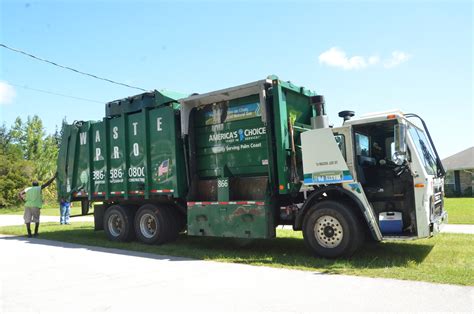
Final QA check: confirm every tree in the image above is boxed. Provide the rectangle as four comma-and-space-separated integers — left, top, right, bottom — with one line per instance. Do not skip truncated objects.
10, 115, 46, 161
0, 124, 11, 152
0, 116, 59, 207
0, 152, 33, 207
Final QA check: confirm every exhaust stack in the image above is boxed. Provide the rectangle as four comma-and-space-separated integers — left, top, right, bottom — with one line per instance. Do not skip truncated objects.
310, 95, 329, 129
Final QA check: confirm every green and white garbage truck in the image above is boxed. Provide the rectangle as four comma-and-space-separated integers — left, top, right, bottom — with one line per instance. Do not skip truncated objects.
57, 76, 447, 257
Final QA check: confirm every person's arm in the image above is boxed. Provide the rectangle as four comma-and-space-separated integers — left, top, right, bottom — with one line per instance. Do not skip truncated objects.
18, 189, 26, 201
41, 173, 57, 190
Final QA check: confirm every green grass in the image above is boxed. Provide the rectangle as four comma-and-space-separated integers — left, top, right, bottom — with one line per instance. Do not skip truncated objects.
0, 222, 472, 286
0, 204, 89, 216
444, 198, 474, 224
2, 197, 470, 223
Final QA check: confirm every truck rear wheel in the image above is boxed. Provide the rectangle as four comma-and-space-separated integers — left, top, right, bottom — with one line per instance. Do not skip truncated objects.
103, 205, 135, 242
302, 201, 363, 258
135, 204, 174, 244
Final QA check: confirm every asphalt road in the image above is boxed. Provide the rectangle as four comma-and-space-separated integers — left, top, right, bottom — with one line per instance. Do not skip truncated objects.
0, 235, 472, 312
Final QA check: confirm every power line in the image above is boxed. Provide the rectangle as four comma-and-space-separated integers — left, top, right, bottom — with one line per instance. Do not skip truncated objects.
0, 43, 148, 92
11, 83, 105, 104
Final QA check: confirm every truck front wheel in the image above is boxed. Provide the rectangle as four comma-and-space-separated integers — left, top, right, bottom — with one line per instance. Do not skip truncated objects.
103, 205, 135, 242
302, 201, 363, 258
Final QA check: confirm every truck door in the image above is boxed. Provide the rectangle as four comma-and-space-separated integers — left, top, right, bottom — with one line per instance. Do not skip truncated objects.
351, 120, 417, 237
331, 127, 355, 179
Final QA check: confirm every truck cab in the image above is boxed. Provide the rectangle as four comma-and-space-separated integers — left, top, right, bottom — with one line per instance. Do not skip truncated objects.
300, 108, 447, 256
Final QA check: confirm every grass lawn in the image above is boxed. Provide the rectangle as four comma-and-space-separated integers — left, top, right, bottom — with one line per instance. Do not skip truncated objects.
444, 198, 474, 224
2, 198, 470, 223
0, 204, 89, 216
0, 222, 472, 286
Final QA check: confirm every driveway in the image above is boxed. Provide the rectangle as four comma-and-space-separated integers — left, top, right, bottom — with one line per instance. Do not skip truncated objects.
440, 224, 474, 234
0, 235, 472, 312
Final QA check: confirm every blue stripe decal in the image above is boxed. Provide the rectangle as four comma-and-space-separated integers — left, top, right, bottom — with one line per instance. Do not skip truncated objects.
304, 177, 354, 185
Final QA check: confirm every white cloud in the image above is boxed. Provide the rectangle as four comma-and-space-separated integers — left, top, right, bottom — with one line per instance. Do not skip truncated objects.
368, 55, 380, 65
318, 47, 379, 70
0, 81, 16, 105
319, 47, 412, 70
383, 51, 412, 68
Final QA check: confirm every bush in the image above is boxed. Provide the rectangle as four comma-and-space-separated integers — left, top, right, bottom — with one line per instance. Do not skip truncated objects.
462, 187, 473, 197
0, 153, 34, 207
444, 185, 456, 197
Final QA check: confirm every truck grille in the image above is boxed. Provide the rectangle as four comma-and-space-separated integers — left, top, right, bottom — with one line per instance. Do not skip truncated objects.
433, 186, 443, 217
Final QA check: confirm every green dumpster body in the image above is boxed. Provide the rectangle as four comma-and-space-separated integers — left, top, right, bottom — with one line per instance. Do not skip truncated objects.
57, 76, 318, 240
182, 77, 316, 239
57, 91, 188, 202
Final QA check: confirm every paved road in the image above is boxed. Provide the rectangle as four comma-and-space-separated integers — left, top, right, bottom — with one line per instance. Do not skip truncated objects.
440, 224, 474, 234
0, 235, 472, 312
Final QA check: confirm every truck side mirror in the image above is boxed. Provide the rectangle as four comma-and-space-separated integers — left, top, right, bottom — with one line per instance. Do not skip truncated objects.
393, 124, 407, 165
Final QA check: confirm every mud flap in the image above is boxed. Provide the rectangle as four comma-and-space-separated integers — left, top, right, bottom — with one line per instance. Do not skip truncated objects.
94, 204, 105, 231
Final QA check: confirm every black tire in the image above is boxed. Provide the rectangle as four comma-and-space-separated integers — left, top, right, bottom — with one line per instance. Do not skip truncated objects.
103, 205, 135, 242
134, 204, 171, 244
302, 201, 363, 258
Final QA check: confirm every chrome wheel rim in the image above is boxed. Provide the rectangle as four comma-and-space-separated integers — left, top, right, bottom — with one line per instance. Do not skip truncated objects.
314, 215, 343, 248
140, 213, 157, 239
108, 213, 122, 237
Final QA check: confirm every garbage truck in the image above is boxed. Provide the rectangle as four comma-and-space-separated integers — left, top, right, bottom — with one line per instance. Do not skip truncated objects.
57, 75, 447, 257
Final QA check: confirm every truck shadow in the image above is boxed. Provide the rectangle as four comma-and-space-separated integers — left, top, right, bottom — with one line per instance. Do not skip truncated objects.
2, 226, 435, 272
181, 235, 435, 271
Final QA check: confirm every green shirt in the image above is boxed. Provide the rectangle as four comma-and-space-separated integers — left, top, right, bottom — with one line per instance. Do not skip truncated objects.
25, 186, 43, 208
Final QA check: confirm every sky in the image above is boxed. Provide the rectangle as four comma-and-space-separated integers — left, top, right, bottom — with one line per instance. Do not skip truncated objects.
0, 0, 472, 159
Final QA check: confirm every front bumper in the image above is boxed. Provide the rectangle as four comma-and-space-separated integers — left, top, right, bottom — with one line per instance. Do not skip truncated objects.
430, 210, 448, 235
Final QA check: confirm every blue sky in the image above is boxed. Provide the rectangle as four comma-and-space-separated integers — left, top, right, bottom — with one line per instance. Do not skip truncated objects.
0, 0, 472, 158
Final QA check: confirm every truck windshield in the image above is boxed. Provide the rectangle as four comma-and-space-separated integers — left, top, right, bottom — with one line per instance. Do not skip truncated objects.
407, 124, 437, 176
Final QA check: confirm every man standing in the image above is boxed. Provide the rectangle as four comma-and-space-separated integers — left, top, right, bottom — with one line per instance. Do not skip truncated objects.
59, 198, 71, 225
19, 175, 56, 238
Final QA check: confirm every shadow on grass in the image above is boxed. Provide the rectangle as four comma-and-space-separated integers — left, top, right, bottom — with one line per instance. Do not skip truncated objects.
180, 236, 434, 273
1, 224, 434, 274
